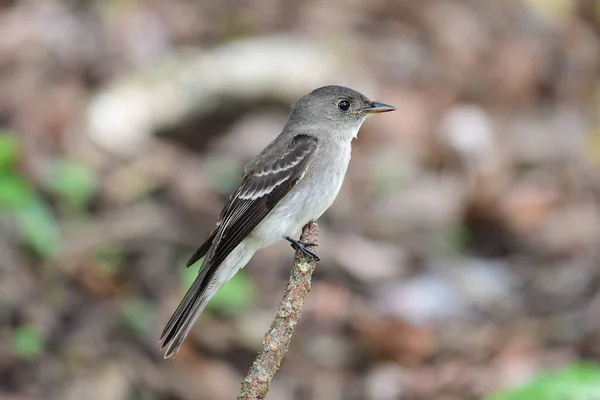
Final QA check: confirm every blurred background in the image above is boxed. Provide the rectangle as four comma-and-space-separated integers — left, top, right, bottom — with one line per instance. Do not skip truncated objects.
1, 0, 600, 399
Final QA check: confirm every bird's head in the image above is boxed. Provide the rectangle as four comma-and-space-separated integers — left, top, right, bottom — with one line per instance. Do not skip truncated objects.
287, 85, 395, 141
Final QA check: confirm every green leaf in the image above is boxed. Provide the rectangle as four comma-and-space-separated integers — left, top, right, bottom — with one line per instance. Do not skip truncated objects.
0, 173, 35, 210
11, 324, 45, 360
0, 171, 60, 258
15, 199, 60, 258
487, 362, 600, 400
47, 160, 97, 207
205, 271, 255, 316
0, 132, 20, 171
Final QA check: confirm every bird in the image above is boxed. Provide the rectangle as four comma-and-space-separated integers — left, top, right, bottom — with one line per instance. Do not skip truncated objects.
160, 85, 395, 358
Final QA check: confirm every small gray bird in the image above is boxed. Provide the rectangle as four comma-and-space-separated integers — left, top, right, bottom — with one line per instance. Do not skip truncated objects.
160, 85, 395, 358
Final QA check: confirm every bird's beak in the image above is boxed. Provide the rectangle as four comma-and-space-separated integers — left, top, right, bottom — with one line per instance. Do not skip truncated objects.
360, 101, 396, 114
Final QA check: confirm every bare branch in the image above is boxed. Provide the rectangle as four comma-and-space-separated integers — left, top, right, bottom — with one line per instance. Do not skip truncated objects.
238, 222, 320, 400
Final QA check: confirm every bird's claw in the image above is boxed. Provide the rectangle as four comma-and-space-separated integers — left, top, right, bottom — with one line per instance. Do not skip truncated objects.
285, 236, 320, 262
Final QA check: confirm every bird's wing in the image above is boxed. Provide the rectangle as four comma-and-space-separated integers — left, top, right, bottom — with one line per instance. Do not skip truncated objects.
160, 134, 318, 356
192, 134, 318, 281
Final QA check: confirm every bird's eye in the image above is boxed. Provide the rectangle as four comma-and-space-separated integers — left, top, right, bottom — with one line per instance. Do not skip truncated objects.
337, 100, 350, 112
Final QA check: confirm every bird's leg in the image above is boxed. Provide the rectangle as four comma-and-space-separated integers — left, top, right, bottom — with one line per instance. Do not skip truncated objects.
285, 236, 320, 262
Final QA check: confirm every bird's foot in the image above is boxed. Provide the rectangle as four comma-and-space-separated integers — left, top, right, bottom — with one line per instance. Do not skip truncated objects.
285, 236, 320, 262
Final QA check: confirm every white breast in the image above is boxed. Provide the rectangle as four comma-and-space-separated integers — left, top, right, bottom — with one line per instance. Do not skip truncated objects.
249, 141, 352, 248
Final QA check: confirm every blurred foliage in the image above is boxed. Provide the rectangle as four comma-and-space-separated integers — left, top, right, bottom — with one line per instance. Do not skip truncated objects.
181, 257, 255, 316
0, 133, 97, 258
94, 243, 125, 275
437, 224, 470, 255
46, 159, 97, 210
0, 133, 59, 258
0, 133, 19, 169
121, 298, 154, 336
14, 200, 60, 259
180, 256, 200, 289
11, 324, 45, 361
205, 271, 255, 316
487, 363, 600, 400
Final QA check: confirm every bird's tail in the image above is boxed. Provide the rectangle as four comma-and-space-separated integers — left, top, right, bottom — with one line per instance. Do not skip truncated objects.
159, 273, 214, 358
159, 243, 254, 358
